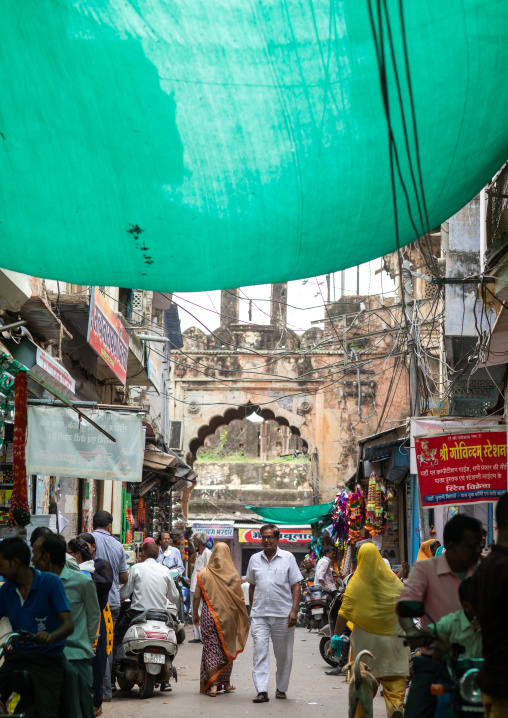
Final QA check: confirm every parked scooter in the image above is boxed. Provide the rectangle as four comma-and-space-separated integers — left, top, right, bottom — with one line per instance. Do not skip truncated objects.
115, 609, 178, 699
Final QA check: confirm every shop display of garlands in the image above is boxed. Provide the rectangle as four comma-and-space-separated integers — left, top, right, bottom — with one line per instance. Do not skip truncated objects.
125, 488, 171, 541
0, 355, 30, 527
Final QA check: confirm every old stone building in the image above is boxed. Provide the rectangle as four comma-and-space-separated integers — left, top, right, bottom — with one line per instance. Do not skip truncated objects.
169, 282, 410, 520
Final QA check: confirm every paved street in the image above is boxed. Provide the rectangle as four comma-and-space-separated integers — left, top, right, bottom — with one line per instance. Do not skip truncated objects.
105, 626, 388, 717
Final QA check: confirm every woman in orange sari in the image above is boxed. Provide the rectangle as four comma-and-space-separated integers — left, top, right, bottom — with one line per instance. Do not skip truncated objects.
193, 542, 249, 697
416, 539, 441, 561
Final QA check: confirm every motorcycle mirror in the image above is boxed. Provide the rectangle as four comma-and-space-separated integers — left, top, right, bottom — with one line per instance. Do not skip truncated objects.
397, 602, 425, 618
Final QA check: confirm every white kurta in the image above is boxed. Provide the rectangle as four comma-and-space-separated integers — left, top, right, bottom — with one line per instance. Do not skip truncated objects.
350, 625, 410, 678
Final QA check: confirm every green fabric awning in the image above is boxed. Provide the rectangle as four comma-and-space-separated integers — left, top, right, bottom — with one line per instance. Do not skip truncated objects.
246, 502, 334, 525
2, 2, 508, 290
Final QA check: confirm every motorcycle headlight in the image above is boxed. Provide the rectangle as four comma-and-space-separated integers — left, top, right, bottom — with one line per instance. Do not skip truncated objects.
459, 669, 482, 705
135, 626, 147, 639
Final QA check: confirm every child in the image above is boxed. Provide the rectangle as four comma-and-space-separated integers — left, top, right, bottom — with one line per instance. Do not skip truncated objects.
433, 578, 482, 717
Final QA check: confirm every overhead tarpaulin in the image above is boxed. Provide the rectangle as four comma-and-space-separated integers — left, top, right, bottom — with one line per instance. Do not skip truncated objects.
26, 406, 144, 481
246, 502, 334, 524
1, 2, 508, 290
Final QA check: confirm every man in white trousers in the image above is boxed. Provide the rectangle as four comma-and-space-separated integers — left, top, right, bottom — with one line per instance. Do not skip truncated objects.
246, 523, 302, 703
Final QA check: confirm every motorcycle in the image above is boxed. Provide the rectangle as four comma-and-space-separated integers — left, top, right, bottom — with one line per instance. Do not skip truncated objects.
430, 645, 483, 715
303, 583, 337, 630
0, 632, 36, 717
398, 604, 482, 716
115, 608, 178, 699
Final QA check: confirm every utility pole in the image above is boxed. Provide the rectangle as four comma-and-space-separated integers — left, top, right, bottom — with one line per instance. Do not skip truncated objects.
402, 259, 419, 418
402, 259, 429, 544
313, 447, 319, 505
326, 274, 331, 304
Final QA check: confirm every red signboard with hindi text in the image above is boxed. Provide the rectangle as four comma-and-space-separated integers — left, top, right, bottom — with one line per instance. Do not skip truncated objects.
87, 287, 129, 385
415, 429, 507, 507
239, 528, 312, 543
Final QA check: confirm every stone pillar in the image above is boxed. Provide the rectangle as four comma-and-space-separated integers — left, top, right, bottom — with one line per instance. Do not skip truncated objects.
271, 283, 287, 326
220, 289, 239, 328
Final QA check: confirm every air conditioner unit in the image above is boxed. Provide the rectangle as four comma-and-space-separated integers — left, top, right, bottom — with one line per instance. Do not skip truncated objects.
168, 420, 183, 451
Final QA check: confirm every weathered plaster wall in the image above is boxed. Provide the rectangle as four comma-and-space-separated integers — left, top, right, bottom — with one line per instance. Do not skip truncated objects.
190, 460, 313, 517
170, 292, 410, 508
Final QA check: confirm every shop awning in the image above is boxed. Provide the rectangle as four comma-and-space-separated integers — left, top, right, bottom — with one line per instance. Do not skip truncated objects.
364, 440, 407, 463
246, 503, 334, 525
2, 3, 508, 290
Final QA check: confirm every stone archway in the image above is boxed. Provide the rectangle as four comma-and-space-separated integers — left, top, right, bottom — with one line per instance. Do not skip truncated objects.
186, 401, 308, 464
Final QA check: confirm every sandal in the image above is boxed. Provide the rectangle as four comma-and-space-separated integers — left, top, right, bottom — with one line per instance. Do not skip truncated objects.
207, 686, 218, 697
253, 692, 270, 703
225, 684, 236, 693
276, 689, 287, 699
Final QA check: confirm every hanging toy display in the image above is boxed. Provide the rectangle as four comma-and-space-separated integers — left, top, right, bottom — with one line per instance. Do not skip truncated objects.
330, 491, 350, 549
309, 536, 322, 562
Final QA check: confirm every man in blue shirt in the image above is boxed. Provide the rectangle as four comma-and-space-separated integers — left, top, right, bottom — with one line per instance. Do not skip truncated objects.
156, 531, 184, 575
0, 536, 74, 718
92, 510, 128, 701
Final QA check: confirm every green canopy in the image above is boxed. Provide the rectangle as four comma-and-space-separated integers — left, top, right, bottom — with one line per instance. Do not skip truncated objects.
246, 502, 334, 524
2, 2, 508, 290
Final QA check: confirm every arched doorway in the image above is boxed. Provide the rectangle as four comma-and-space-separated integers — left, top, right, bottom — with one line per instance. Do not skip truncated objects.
186, 402, 308, 464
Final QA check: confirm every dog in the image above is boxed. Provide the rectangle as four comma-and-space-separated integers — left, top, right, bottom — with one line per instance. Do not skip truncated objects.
346, 649, 379, 718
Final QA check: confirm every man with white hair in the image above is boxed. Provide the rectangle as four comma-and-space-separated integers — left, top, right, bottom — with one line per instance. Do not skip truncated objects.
189, 531, 212, 643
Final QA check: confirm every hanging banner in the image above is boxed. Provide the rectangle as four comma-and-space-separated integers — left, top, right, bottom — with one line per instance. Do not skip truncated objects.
26, 406, 143, 482
239, 528, 312, 543
415, 428, 507, 506
87, 287, 129, 385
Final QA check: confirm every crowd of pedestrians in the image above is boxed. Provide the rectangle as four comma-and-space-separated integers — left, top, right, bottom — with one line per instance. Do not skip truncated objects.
0, 495, 505, 717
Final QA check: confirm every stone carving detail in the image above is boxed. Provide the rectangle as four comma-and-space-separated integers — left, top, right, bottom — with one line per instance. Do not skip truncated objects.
187, 402, 200, 414
297, 399, 313, 414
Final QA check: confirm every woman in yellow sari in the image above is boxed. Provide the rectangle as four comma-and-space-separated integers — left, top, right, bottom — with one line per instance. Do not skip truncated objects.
332, 543, 409, 717
193, 542, 249, 696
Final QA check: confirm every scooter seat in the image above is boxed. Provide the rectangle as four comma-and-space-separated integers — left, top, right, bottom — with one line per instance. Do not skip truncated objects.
129, 609, 174, 627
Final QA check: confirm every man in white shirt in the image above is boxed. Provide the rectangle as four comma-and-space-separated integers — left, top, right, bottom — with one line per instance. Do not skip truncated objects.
113, 541, 179, 691
246, 524, 303, 703
314, 546, 337, 592
189, 531, 212, 643
242, 575, 251, 616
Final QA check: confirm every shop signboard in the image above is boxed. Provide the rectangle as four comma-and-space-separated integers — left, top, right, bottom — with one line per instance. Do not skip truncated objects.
87, 287, 129, 385
26, 405, 144, 482
239, 528, 312, 543
33, 347, 76, 397
415, 428, 507, 506
192, 523, 234, 538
